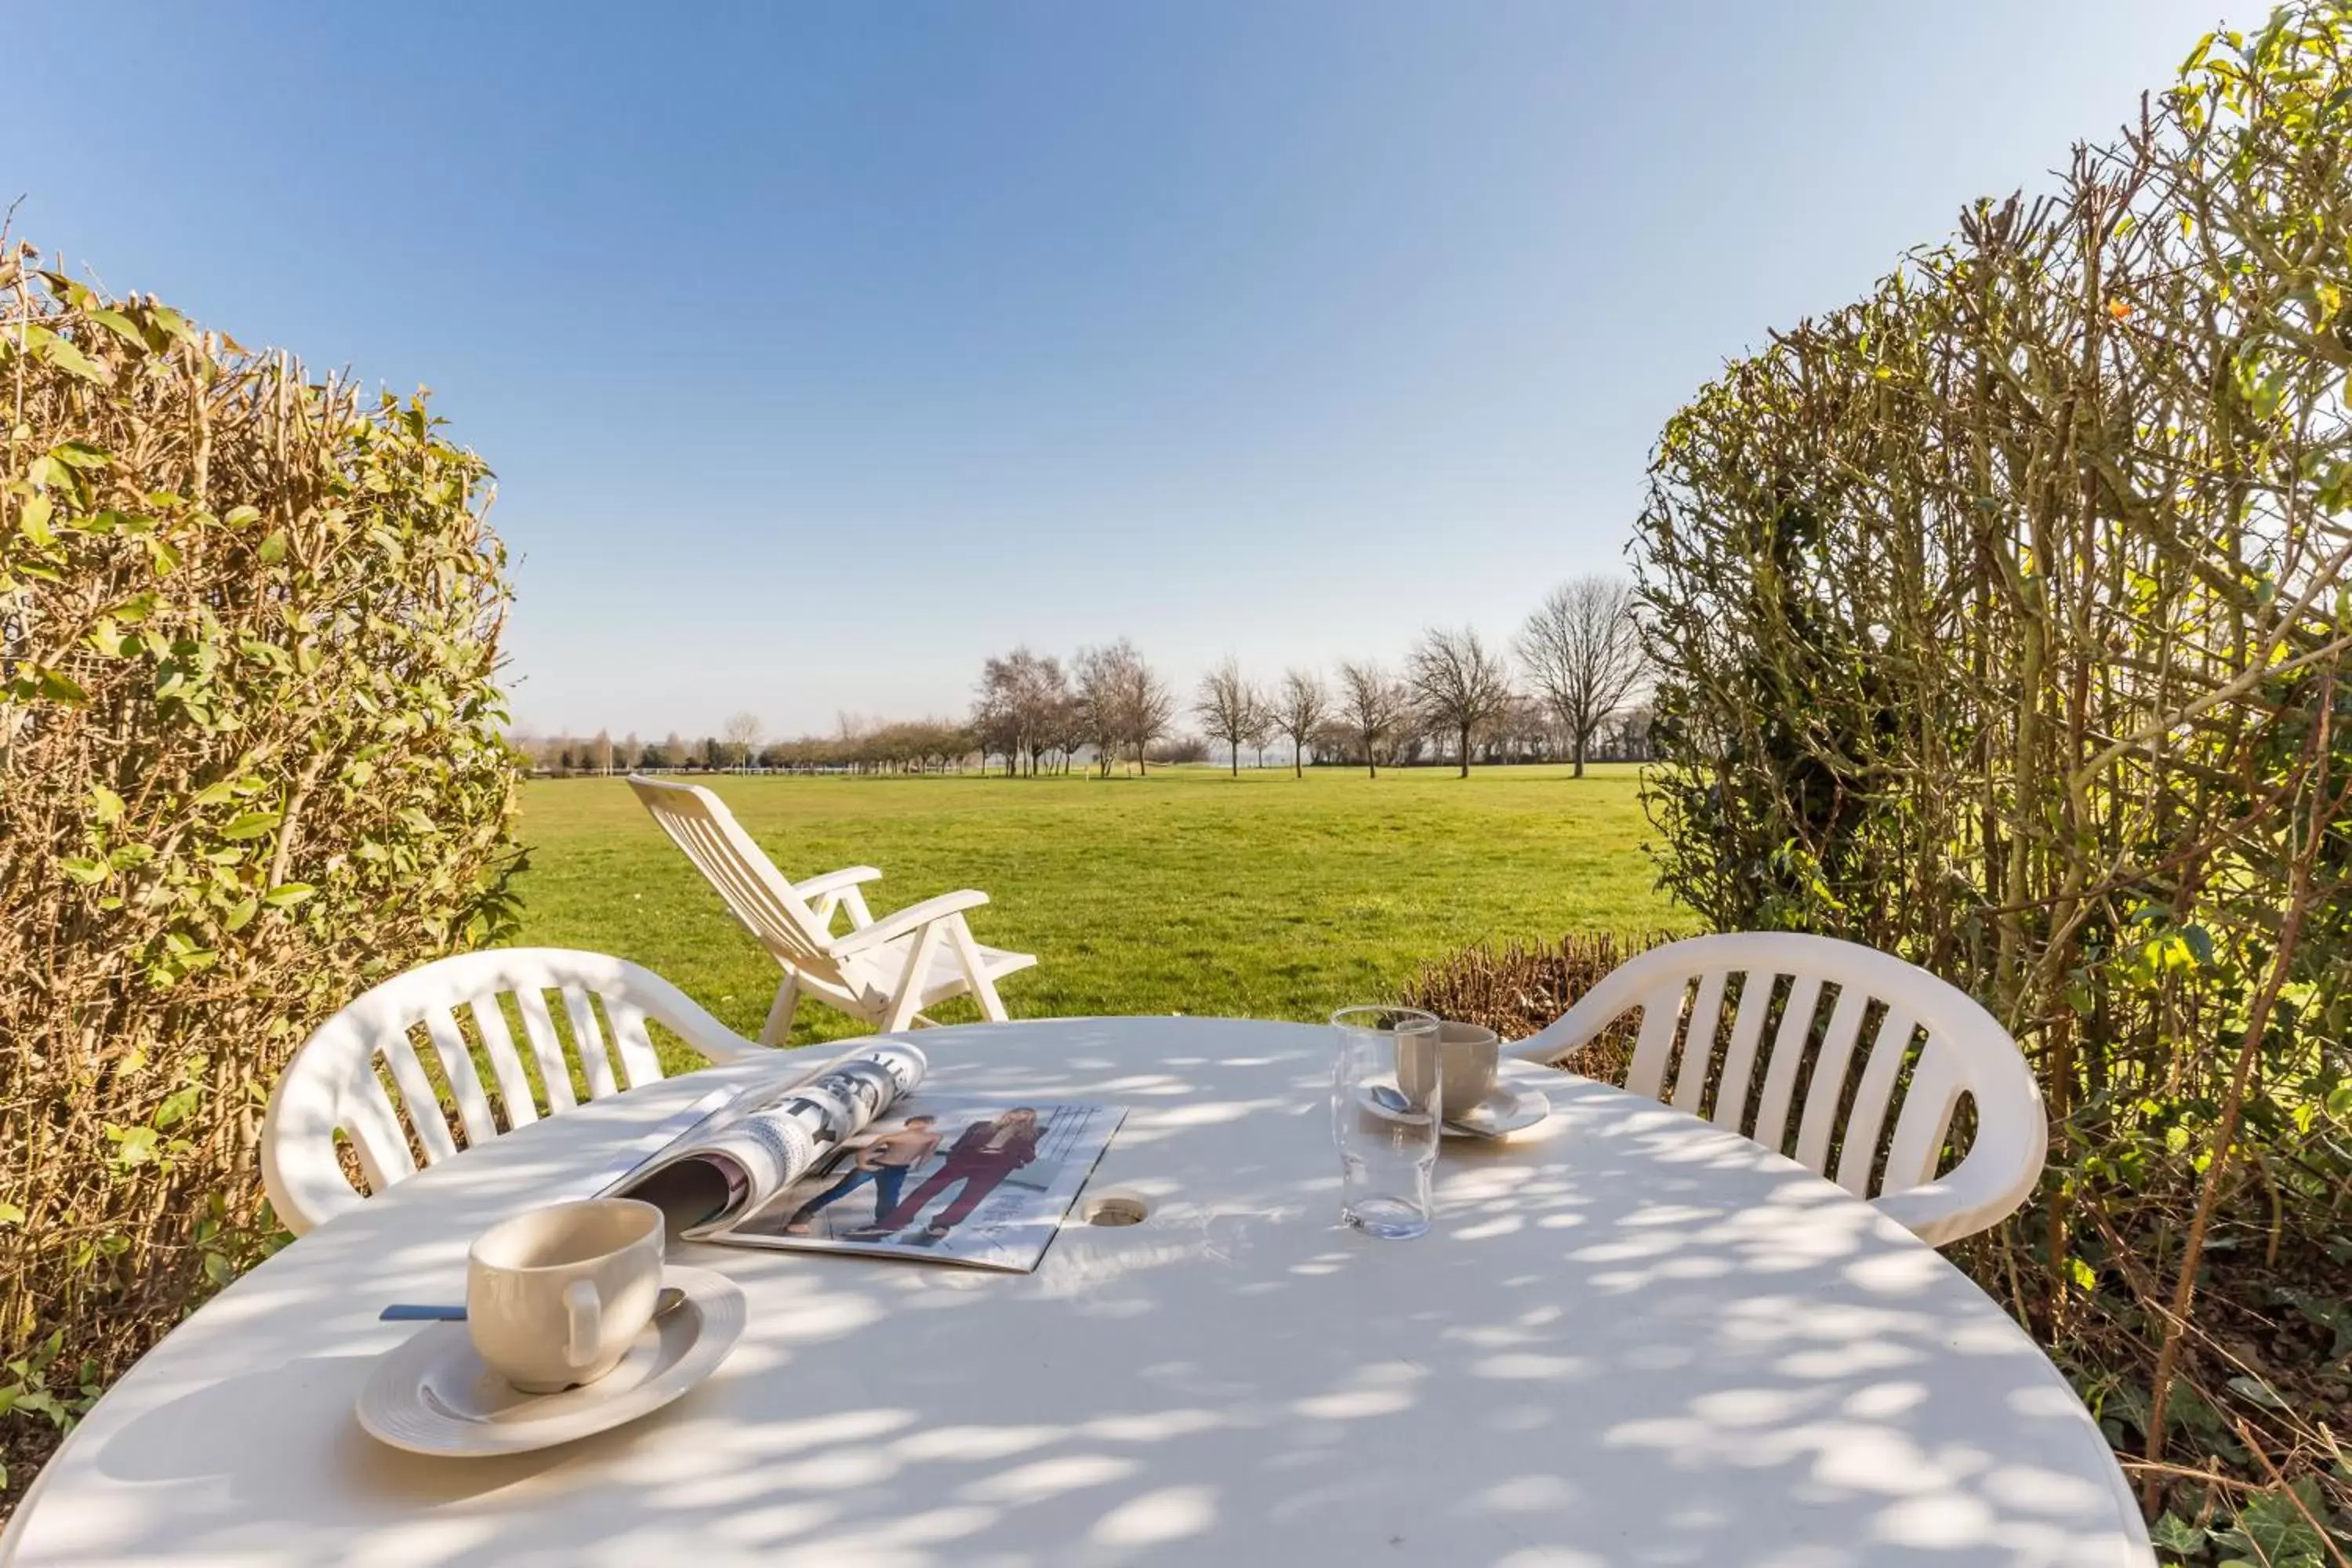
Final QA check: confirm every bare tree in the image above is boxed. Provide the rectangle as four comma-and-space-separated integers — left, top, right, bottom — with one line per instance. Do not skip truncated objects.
1120, 652, 1178, 775
1407, 627, 1514, 778
972, 656, 1022, 775
1073, 642, 1132, 777
720, 711, 763, 769
973, 647, 1066, 776
1272, 669, 1329, 777
1067, 640, 1175, 775
1192, 656, 1264, 777
1517, 575, 1647, 777
1044, 687, 1087, 775
1336, 659, 1410, 779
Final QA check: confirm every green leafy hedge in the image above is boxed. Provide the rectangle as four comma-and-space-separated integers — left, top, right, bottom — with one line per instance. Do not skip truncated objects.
1632, 9, 2352, 1548
0, 242, 521, 1490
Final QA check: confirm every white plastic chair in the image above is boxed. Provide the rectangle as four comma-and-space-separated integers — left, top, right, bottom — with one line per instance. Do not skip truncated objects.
1511, 933, 2045, 1246
627, 775, 1037, 1043
261, 948, 768, 1236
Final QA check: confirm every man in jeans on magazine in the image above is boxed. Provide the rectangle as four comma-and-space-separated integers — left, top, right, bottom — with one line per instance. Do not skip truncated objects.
855, 1108, 1044, 1245
782, 1115, 942, 1234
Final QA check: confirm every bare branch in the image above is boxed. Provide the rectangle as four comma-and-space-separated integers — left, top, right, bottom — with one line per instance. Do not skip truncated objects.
1406, 626, 1514, 778
1516, 576, 1647, 777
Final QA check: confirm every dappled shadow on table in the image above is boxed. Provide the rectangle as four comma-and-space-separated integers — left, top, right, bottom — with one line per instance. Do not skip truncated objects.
27, 1018, 2139, 1567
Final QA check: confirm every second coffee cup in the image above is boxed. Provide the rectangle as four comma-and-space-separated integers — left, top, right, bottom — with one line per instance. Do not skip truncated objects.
1398, 1020, 1501, 1120
1436, 1021, 1500, 1118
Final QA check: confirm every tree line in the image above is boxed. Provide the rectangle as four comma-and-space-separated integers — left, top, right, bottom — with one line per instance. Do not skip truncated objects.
970, 575, 1650, 779
522, 574, 1650, 780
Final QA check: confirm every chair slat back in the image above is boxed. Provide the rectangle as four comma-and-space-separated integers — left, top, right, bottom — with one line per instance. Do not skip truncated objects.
1750, 973, 1824, 1153
560, 985, 622, 1099
626, 777, 851, 982
1515, 933, 2045, 1247
263, 949, 760, 1236
468, 994, 539, 1129
1710, 971, 1776, 1131
328, 978, 649, 1182
513, 985, 579, 1112
1791, 984, 1871, 1176
1835, 1003, 1917, 1195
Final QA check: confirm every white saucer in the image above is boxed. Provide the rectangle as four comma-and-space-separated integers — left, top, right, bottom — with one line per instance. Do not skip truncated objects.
357, 1265, 745, 1457
1443, 1083, 1552, 1139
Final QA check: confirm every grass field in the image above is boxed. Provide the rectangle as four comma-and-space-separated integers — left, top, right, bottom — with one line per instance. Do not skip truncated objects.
510, 763, 1687, 1050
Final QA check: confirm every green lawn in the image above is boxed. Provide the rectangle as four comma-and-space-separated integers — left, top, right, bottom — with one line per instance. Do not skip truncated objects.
510, 763, 1688, 1050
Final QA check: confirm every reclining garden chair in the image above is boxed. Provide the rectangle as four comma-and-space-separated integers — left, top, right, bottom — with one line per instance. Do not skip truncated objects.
261, 947, 768, 1236
1509, 932, 2045, 1247
626, 775, 1036, 1043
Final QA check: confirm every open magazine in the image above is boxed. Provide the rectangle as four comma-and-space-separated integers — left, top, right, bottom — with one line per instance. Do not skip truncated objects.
597, 1040, 1125, 1274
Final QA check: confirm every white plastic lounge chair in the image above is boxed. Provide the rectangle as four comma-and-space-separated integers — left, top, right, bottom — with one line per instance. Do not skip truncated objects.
261, 948, 768, 1236
1511, 932, 2044, 1246
626, 775, 1037, 1044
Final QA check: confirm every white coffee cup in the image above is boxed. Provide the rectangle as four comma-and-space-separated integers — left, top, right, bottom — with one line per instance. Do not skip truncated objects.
466, 1199, 663, 1393
1436, 1021, 1500, 1119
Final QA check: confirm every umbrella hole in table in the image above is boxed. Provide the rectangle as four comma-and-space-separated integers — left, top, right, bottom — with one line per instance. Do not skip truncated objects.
1080, 1191, 1149, 1226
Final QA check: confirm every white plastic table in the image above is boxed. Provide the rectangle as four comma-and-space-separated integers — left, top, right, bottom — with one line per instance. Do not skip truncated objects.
5, 1018, 2151, 1566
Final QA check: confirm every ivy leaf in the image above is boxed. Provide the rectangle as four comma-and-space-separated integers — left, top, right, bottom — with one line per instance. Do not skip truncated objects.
2270, 1287, 2352, 1359
2211, 1480, 2328, 1567
2226, 1374, 2291, 1410
57, 858, 108, 886
89, 785, 125, 825
2147, 1512, 2205, 1553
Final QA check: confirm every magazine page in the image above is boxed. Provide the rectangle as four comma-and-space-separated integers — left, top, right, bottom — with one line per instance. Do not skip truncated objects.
602, 1039, 927, 1236
710, 1096, 1126, 1273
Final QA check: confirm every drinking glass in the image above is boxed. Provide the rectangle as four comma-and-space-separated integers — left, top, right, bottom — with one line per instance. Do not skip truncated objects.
1330, 1006, 1443, 1239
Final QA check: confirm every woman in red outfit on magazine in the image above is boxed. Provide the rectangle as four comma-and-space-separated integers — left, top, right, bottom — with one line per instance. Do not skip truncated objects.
855, 1108, 1043, 1244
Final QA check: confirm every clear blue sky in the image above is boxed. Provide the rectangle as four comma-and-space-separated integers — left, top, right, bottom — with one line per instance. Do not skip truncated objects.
15, 2, 2249, 741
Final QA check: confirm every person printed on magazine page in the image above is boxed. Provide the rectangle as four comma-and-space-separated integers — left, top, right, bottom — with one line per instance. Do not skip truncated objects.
854, 1108, 1044, 1245
781, 1116, 942, 1233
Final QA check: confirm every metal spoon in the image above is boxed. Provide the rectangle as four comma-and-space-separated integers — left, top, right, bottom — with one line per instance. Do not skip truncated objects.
379, 1286, 688, 1323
